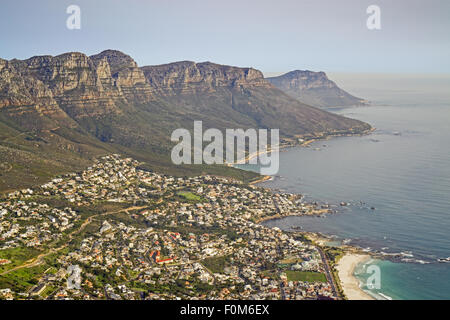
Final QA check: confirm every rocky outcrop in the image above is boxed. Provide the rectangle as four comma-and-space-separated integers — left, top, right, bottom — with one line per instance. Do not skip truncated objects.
141, 61, 271, 96
0, 57, 75, 130
266, 70, 368, 108
90, 50, 152, 101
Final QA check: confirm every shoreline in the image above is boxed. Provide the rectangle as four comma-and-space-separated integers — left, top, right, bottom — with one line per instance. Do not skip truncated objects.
254, 208, 331, 224
240, 128, 374, 188
231, 127, 374, 170
258, 214, 381, 300
243, 127, 379, 300
249, 175, 272, 185
336, 253, 375, 300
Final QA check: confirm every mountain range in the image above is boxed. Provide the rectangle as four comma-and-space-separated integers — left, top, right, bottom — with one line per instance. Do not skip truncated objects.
0, 50, 371, 192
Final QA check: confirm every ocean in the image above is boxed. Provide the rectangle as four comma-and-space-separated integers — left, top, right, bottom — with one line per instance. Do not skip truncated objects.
236, 74, 450, 300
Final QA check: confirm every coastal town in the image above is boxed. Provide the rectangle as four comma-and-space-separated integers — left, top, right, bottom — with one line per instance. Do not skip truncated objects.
0, 154, 341, 300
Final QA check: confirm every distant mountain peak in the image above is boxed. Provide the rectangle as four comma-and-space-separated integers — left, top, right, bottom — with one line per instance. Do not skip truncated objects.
266, 70, 368, 108
90, 49, 134, 61
287, 69, 325, 75
90, 49, 138, 74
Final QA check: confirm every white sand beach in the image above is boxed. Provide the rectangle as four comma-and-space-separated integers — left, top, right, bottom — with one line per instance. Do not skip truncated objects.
336, 254, 375, 300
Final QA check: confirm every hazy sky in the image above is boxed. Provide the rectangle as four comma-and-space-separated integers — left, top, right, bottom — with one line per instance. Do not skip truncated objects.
1, 0, 449, 73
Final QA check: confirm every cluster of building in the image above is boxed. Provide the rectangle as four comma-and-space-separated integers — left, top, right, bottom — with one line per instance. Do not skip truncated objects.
0, 200, 79, 249
0, 154, 337, 300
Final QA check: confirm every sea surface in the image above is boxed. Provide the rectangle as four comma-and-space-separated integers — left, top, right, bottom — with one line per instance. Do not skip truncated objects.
236, 74, 450, 300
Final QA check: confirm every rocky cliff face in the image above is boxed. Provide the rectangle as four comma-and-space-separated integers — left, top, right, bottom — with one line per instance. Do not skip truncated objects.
141, 61, 270, 95
0, 51, 158, 125
266, 70, 368, 108
90, 50, 152, 101
0, 57, 75, 130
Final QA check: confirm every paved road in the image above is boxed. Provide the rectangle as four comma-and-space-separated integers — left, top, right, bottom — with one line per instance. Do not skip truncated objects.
317, 247, 340, 299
